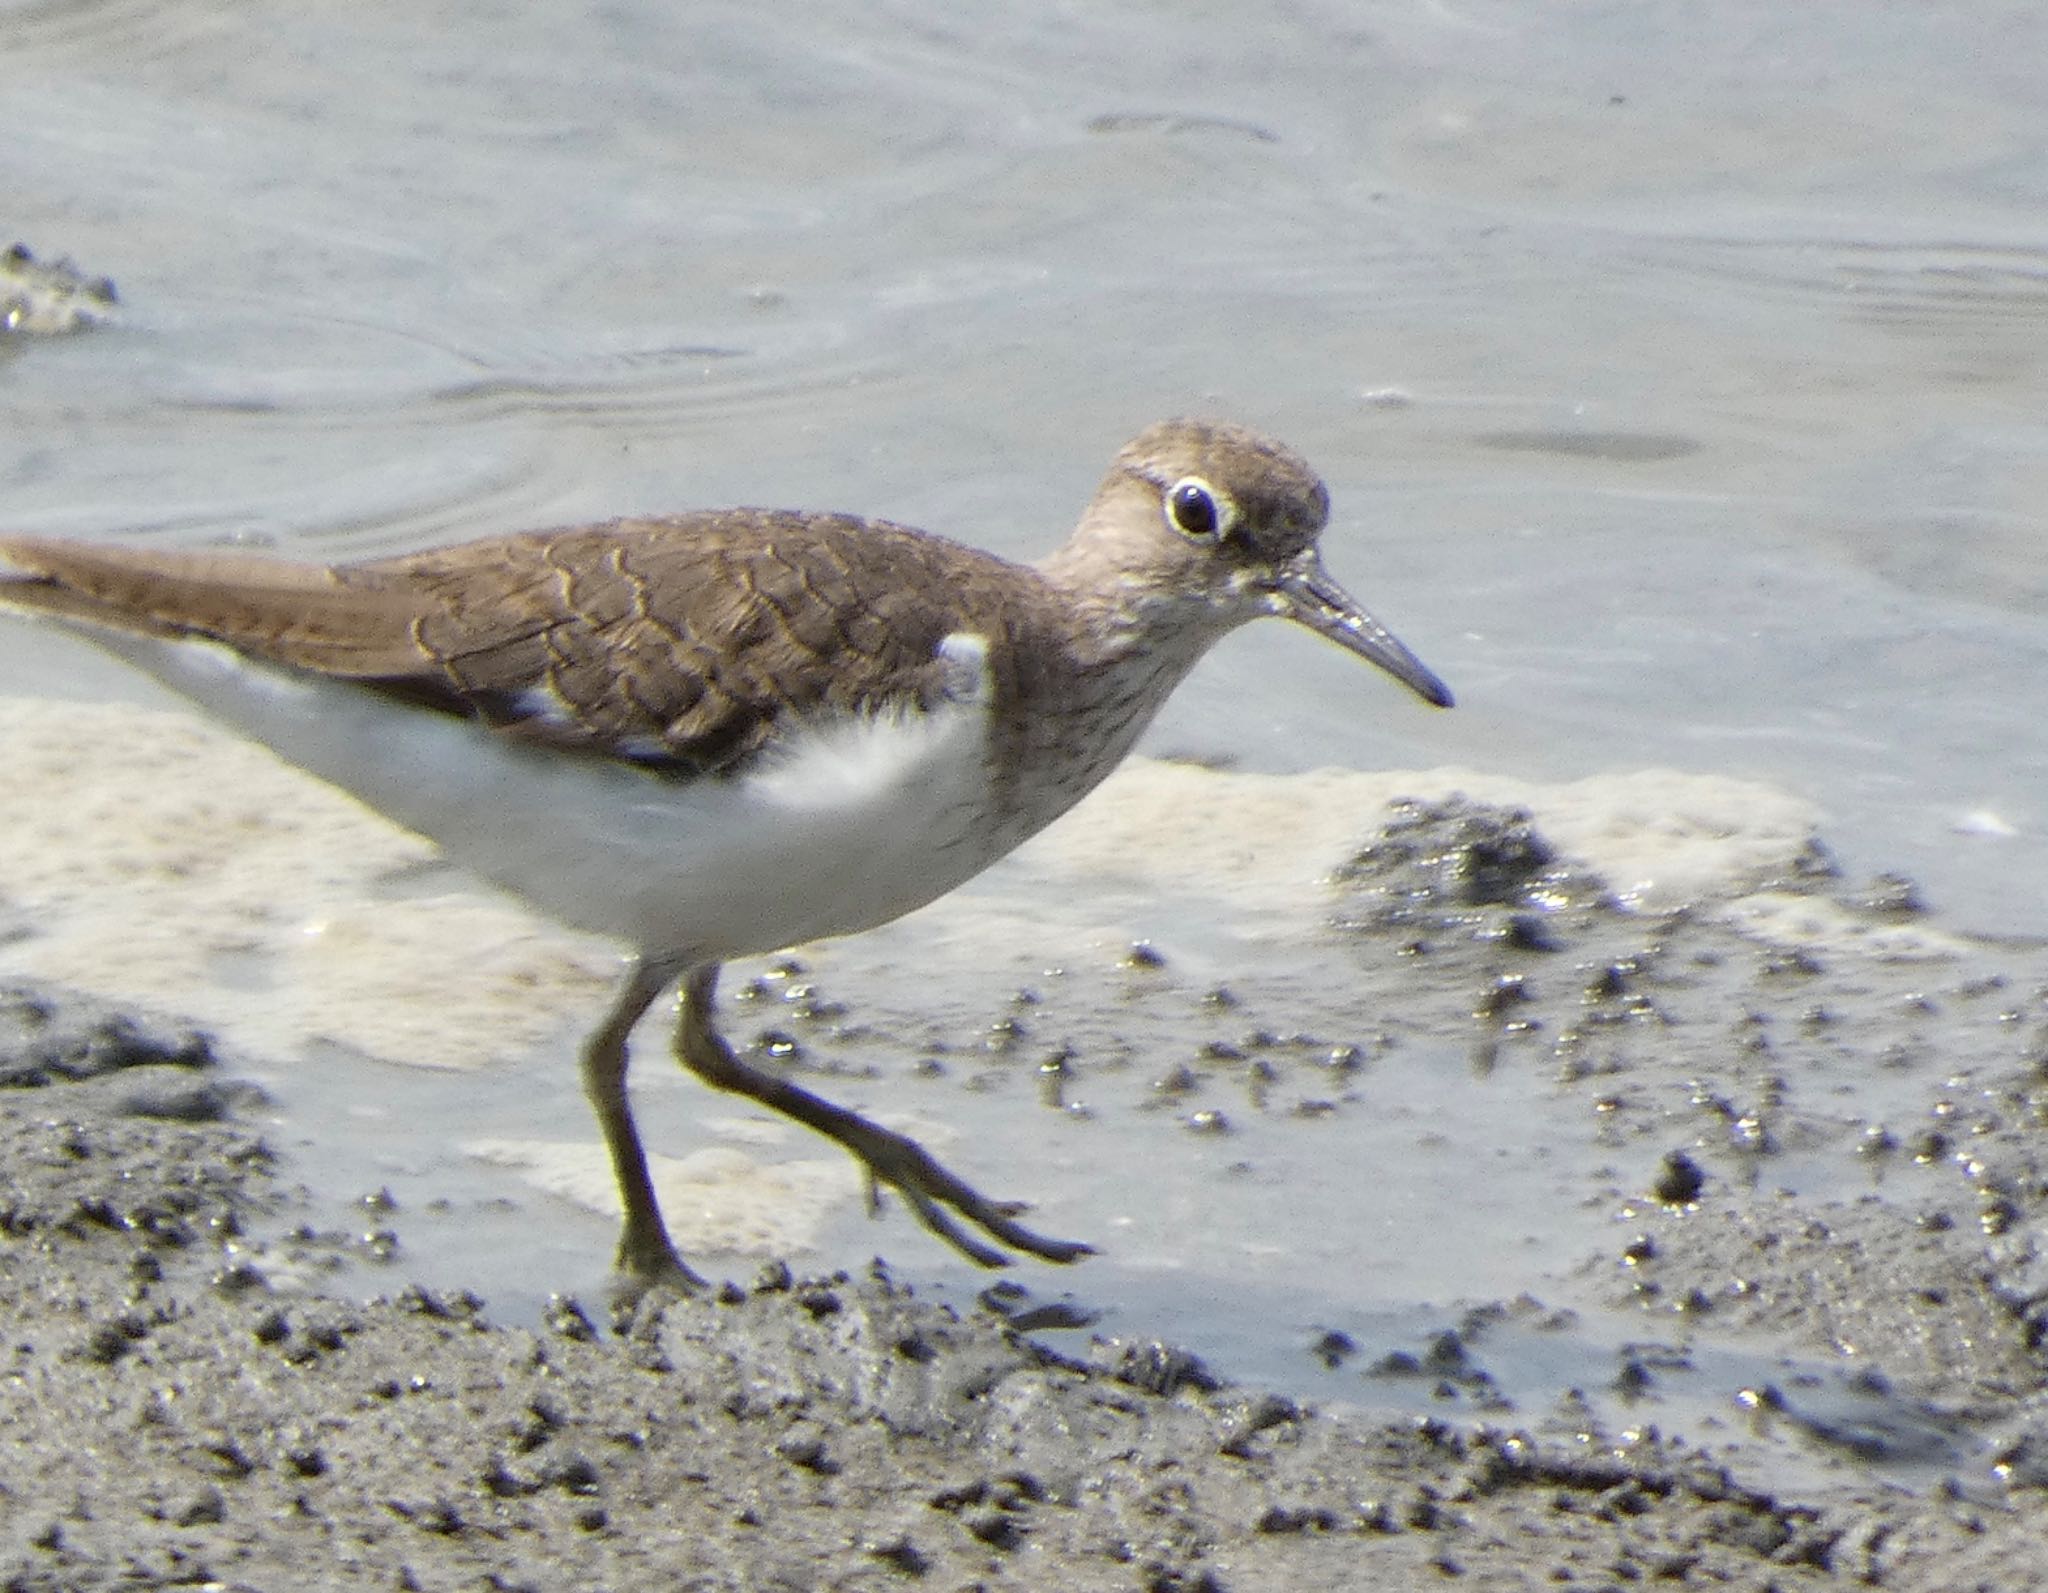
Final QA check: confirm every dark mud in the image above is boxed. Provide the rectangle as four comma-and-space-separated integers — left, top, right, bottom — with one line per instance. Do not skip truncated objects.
5, 799, 2048, 1590
0, 242, 117, 338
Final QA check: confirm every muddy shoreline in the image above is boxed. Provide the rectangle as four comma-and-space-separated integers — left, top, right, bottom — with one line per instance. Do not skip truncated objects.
6, 796, 2047, 1591
0, 1043, 1987, 1593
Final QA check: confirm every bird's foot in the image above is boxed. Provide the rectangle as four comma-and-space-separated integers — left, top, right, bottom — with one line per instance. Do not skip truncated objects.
676, 962, 1094, 1270
610, 1225, 710, 1304
841, 1112, 1095, 1269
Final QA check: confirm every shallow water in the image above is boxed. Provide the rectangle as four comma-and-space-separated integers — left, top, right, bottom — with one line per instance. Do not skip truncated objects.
5, 0, 2047, 1495
7, 2, 2044, 926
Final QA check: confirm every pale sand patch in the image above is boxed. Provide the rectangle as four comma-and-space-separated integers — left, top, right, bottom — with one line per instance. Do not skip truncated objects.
465, 1136, 861, 1257
1012, 760, 1822, 919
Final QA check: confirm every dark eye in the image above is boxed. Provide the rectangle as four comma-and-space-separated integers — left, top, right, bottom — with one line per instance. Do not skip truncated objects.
1167, 477, 1227, 540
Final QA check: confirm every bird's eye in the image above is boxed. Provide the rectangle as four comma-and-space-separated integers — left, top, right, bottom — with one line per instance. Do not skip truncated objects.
1166, 477, 1233, 541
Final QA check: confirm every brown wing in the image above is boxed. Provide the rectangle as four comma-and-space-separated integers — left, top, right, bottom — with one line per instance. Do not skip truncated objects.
360, 511, 988, 774
0, 511, 1004, 778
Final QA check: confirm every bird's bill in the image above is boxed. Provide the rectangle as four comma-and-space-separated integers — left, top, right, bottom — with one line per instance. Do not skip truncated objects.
1270, 552, 1454, 708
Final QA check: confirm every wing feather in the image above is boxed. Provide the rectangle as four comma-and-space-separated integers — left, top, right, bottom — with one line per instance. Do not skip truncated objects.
0, 510, 1006, 778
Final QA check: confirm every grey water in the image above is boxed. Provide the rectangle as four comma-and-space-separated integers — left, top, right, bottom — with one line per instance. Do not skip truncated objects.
5, 0, 2046, 1493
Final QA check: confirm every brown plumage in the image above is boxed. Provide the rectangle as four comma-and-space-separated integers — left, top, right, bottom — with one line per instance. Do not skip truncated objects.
0, 512, 982, 774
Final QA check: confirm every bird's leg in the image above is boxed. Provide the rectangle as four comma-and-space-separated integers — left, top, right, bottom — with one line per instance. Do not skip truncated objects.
674, 964, 1093, 1268
581, 957, 707, 1294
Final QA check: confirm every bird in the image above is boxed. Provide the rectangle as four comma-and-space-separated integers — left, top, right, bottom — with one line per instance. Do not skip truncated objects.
0, 418, 1452, 1293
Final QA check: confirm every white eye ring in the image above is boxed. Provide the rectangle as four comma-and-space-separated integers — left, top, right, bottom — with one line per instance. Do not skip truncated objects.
1164, 476, 1237, 541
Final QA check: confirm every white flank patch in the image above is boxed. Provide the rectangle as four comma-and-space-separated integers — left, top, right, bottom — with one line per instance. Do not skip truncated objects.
934, 631, 993, 704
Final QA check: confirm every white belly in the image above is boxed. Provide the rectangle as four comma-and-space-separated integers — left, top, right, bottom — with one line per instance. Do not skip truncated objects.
68, 629, 1009, 966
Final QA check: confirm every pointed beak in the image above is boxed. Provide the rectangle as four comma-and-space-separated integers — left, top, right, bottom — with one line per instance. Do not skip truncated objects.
1269, 551, 1454, 708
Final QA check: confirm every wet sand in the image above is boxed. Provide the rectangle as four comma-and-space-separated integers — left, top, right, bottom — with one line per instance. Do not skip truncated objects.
4, 795, 2044, 1591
